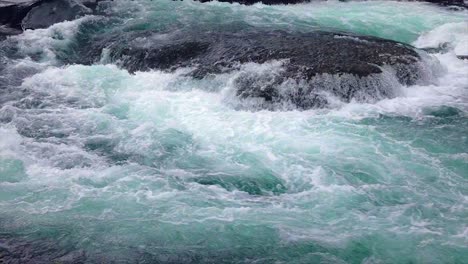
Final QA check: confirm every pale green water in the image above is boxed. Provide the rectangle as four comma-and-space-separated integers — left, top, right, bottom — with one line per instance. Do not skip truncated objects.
0, 1, 467, 263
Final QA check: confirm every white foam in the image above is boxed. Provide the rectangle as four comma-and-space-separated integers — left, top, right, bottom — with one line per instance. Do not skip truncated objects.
11, 16, 96, 64
0, 126, 24, 158
414, 22, 468, 56
330, 52, 468, 119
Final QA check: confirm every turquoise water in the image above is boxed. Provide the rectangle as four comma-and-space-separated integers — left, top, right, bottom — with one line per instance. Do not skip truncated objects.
110, 0, 467, 42
0, 1, 467, 263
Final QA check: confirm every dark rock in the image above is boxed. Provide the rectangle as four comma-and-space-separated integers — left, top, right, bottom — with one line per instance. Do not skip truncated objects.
0, 0, 102, 31
0, 0, 43, 28
101, 30, 420, 80
457, 55, 468, 60
21, 0, 91, 30
73, 29, 429, 110
79, 0, 100, 10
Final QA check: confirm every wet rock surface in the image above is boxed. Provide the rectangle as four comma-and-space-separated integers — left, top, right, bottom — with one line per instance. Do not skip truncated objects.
82, 30, 420, 79
73, 29, 427, 109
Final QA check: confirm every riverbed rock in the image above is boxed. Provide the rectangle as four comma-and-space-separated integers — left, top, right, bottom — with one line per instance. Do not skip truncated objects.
74, 29, 431, 110
104, 30, 421, 80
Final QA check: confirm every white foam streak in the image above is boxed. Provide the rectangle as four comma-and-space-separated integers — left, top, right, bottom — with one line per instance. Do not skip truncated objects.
414, 22, 468, 56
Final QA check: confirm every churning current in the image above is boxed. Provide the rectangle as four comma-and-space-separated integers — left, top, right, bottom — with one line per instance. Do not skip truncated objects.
0, 0, 467, 263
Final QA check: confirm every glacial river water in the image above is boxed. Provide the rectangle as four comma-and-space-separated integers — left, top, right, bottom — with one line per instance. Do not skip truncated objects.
0, 1, 467, 263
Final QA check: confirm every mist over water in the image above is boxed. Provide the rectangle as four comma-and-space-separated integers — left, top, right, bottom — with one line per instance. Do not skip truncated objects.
0, 1, 467, 263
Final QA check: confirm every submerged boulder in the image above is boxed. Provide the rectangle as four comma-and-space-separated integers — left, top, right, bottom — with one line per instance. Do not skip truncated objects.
110, 31, 420, 78
78, 29, 432, 110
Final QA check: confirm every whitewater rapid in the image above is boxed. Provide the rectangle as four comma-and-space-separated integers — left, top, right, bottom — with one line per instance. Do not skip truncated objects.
0, 1, 467, 263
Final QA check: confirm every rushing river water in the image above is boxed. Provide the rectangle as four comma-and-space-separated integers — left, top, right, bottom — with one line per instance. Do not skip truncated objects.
0, 0, 467, 263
